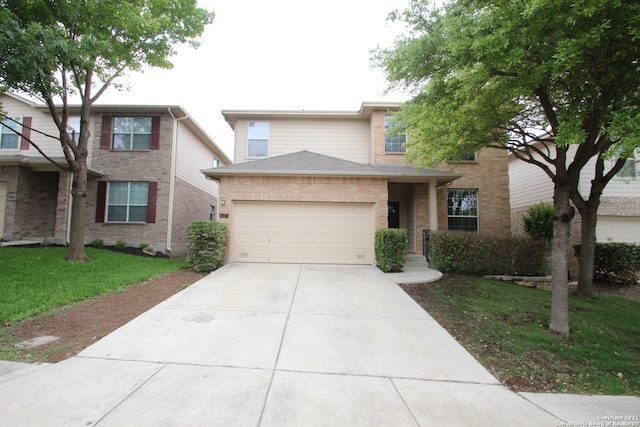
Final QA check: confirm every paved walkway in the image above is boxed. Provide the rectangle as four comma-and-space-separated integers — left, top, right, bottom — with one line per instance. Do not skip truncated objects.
0, 262, 637, 426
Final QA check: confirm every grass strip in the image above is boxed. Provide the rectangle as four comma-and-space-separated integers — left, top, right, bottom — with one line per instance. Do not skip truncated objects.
0, 246, 189, 324
403, 274, 640, 396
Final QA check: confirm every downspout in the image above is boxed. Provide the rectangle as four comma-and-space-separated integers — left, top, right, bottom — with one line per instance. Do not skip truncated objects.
166, 108, 189, 253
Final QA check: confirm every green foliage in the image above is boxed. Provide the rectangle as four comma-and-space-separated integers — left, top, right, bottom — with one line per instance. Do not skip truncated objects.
91, 239, 104, 248
139, 243, 149, 249
115, 240, 127, 250
406, 275, 640, 395
186, 221, 228, 272
574, 243, 640, 287
429, 231, 548, 275
522, 202, 554, 241
375, 228, 408, 273
0, 246, 188, 323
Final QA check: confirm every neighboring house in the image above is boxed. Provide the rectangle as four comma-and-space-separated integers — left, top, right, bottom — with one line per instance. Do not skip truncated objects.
0, 92, 231, 256
203, 102, 511, 265
509, 146, 640, 275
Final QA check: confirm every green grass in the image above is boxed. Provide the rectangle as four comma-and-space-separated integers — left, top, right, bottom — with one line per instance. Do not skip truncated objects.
0, 246, 189, 324
403, 275, 640, 396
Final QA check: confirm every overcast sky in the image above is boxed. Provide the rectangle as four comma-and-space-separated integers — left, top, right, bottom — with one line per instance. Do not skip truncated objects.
97, 0, 411, 158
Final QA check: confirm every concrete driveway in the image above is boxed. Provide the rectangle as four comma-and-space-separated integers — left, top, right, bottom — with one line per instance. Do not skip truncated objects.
0, 263, 637, 426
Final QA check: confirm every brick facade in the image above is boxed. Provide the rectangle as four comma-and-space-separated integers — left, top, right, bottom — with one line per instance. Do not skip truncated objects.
218, 175, 388, 231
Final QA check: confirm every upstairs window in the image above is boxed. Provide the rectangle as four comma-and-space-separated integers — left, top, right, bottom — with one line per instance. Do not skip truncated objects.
384, 114, 407, 153
451, 152, 477, 161
616, 158, 637, 178
67, 116, 81, 143
448, 189, 478, 232
213, 157, 220, 168
107, 181, 149, 222
248, 121, 269, 157
0, 117, 21, 149
112, 117, 153, 150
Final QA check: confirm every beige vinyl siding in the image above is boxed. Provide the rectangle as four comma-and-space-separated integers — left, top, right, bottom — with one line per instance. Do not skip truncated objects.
234, 118, 370, 164
509, 155, 554, 208
175, 124, 218, 196
0, 95, 67, 158
597, 216, 640, 243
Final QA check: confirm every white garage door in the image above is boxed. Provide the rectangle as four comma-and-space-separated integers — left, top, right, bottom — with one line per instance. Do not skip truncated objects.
597, 216, 640, 244
232, 202, 374, 264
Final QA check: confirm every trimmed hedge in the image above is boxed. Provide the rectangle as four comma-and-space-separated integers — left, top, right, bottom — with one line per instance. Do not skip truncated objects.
375, 228, 408, 273
574, 242, 640, 287
429, 231, 548, 276
186, 221, 229, 272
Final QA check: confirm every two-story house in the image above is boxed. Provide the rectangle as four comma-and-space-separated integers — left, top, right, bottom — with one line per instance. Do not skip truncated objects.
510, 146, 640, 275
203, 102, 511, 265
0, 92, 231, 256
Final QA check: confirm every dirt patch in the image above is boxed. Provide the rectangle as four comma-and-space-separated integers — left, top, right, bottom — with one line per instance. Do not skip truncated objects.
2, 269, 205, 363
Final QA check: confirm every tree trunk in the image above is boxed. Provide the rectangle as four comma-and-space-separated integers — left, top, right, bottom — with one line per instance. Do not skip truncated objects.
574, 206, 598, 297
64, 160, 91, 262
549, 184, 573, 335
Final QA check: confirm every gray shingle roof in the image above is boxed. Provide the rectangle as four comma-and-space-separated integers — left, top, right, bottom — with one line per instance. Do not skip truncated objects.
202, 150, 461, 184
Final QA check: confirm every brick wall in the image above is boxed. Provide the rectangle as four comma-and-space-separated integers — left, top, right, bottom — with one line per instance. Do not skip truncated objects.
84, 112, 174, 252
219, 175, 388, 230
0, 166, 58, 240
170, 177, 219, 256
441, 147, 512, 236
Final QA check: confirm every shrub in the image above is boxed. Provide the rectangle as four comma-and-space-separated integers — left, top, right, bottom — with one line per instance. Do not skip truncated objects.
186, 221, 228, 272
375, 228, 408, 273
574, 242, 640, 287
115, 240, 126, 250
429, 231, 548, 276
139, 243, 149, 250
522, 202, 554, 242
91, 239, 104, 248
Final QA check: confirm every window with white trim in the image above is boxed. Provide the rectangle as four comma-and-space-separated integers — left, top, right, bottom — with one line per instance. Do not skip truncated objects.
67, 116, 81, 143
384, 114, 407, 152
448, 189, 478, 232
0, 117, 21, 149
112, 117, 153, 150
248, 121, 269, 157
107, 181, 149, 222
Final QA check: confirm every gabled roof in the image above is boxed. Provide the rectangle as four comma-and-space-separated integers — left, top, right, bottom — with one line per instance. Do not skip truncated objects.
202, 151, 461, 185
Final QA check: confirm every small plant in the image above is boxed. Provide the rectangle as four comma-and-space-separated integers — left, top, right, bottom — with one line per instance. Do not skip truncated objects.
522, 202, 554, 242
91, 239, 104, 248
139, 243, 149, 250
115, 240, 127, 250
375, 228, 408, 273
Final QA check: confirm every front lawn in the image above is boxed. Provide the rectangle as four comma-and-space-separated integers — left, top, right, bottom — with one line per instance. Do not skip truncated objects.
0, 246, 189, 324
402, 275, 640, 396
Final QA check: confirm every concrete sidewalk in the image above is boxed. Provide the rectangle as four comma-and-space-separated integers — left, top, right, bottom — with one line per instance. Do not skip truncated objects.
0, 263, 637, 426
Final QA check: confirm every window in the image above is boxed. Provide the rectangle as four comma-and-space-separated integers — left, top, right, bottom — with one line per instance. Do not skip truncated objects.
112, 117, 153, 150
384, 114, 407, 152
616, 158, 636, 178
448, 189, 478, 232
213, 157, 220, 168
67, 116, 81, 143
107, 181, 149, 222
0, 117, 21, 149
451, 152, 477, 161
248, 121, 269, 157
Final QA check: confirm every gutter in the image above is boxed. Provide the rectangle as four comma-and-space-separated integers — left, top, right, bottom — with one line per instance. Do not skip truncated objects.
166, 108, 189, 253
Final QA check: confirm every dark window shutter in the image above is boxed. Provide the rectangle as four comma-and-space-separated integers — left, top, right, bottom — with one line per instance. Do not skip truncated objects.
100, 116, 112, 149
20, 117, 32, 150
96, 181, 107, 223
146, 181, 157, 223
150, 116, 160, 150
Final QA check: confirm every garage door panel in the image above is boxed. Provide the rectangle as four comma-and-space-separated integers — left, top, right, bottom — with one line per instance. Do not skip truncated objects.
232, 202, 374, 264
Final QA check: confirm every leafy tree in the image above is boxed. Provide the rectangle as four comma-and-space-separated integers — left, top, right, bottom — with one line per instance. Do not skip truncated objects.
374, 0, 640, 334
0, 0, 213, 261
